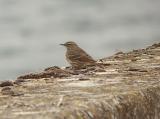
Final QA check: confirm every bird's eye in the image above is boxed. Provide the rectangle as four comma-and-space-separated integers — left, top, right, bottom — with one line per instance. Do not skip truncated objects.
67, 43, 72, 45
65, 42, 75, 46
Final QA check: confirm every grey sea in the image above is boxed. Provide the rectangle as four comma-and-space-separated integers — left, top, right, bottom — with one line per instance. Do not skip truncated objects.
0, 0, 160, 80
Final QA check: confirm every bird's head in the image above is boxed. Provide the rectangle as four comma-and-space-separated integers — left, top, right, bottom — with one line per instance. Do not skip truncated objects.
60, 41, 78, 48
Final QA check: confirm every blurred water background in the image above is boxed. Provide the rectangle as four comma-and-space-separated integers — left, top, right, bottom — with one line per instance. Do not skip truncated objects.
0, 0, 160, 80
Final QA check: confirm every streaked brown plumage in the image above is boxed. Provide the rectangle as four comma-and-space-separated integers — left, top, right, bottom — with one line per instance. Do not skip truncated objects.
60, 41, 97, 70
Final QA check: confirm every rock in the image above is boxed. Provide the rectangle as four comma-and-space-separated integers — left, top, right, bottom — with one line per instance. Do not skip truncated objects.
78, 78, 90, 81
0, 42, 159, 119
17, 66, 71, 79
44, 66, 61, 71
14, 79, 27, 85
0, 81, 14, 87
1, 87, 14, 95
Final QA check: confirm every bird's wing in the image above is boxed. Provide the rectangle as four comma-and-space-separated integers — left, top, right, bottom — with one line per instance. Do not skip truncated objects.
69, 48, 95, 63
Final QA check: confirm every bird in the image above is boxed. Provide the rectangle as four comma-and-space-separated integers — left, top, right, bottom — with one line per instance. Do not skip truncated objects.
60, 41, 97, 70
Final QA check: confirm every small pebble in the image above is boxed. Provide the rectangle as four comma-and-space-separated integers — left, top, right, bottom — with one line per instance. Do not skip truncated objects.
1, 87, 14, 95
79, 78, 90, 81
14, 79, 26, 85
0, 81, 14, 87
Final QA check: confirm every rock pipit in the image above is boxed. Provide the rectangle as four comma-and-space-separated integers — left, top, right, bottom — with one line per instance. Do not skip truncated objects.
60, 41, 97, 70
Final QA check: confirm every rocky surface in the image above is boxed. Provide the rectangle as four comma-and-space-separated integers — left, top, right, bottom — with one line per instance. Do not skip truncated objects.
0, 43, 160, 119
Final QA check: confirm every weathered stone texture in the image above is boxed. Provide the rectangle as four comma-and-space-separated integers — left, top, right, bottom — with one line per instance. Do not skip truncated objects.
0, 43, 160, 119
